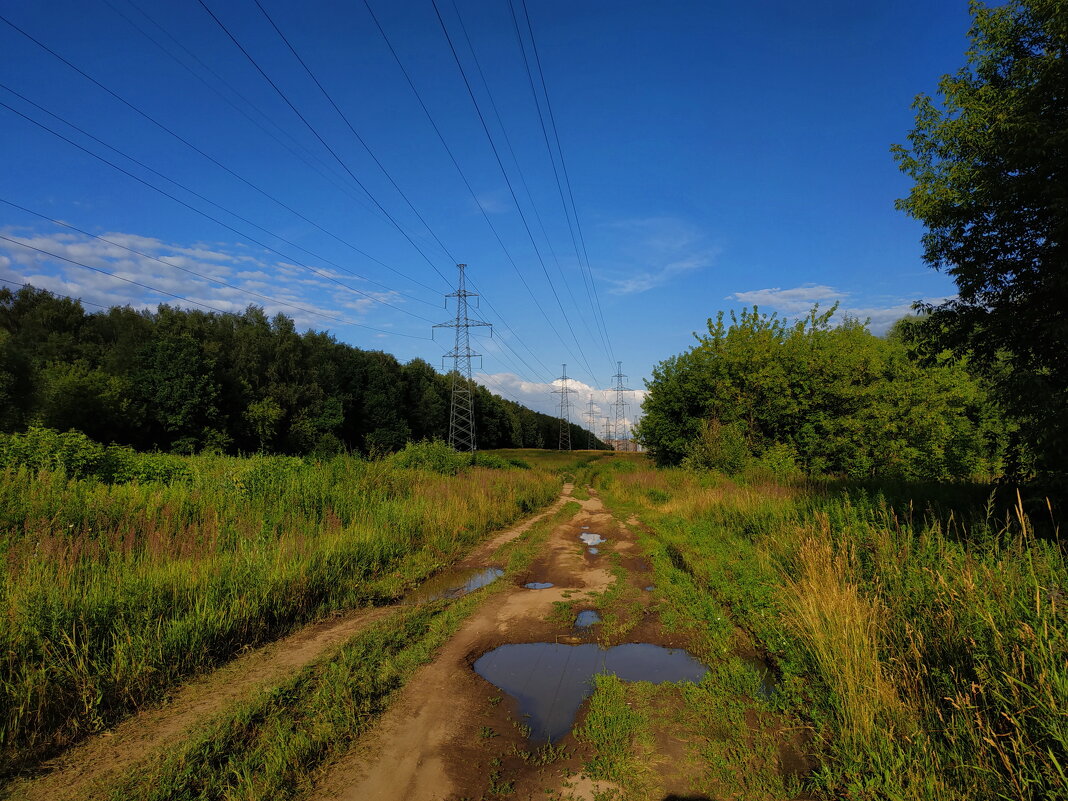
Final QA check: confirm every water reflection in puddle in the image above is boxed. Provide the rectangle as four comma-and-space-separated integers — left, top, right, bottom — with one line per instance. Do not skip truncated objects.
405, 567, 504, 603
474, 643, 707, 742
579, 533, 604, 546
524, 582, 554, 589
742, 655, 778, 700
644, 585, 655, 592
574, 610, 601, 628
587, 547, 599, 555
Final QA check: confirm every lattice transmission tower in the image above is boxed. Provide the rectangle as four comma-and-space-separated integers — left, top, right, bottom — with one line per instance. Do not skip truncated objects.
602, 416, 614, 448
553, 364, 578, 451
433, 264, 491, 452
583, 397, 598, 450
611, 361, 632, 451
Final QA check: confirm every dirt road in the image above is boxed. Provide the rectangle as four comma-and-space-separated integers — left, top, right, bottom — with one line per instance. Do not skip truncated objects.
308, 489, 681, 801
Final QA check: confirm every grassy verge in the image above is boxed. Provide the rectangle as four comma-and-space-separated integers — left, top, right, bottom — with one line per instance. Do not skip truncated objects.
0, 449, 564, 774
591, 455, 1067, 800
98, 497, 580, 801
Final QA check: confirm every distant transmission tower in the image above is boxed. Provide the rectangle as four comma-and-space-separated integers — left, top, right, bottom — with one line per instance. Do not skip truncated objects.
583, 397, 598, 450
553, 364, 578, 451
433, 264, 491, 452
602, 416, 614, 449
611, 361, 632, 451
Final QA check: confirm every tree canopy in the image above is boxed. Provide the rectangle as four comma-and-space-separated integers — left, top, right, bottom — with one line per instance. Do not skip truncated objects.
0, 286, 605, 455
892, 0, 1067, 479
635, 306, 1004, 480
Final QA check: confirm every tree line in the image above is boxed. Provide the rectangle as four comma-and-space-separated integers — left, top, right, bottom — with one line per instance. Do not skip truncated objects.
0, 286, 606, 455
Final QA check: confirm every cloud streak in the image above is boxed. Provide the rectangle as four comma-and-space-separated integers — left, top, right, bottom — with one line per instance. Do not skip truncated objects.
727, 283, 947, 334
0, 226, 410, 334
601, 216, 719, 295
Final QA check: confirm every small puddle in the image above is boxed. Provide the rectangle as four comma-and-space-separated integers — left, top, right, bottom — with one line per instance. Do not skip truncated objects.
579, 533, 604, 546
405, 566, 504, 603
574, 610, 601, 628
581, 525, 590, 529
644, 585, 655, 592
742, 655, 778, 700
474, 643, 707, 742
587, 547, 599, 555
524, 582, 554, 589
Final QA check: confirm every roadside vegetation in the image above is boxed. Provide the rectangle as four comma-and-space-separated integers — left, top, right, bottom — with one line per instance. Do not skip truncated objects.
586, 455, 1065, 800
97, 500, 578, 801
0, 429, 562, 776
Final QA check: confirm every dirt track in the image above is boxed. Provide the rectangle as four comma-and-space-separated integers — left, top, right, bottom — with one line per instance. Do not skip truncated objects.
308, 488, 671, 801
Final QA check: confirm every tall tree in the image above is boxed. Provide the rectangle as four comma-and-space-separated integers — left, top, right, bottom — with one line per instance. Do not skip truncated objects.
892, 0, 1067, 478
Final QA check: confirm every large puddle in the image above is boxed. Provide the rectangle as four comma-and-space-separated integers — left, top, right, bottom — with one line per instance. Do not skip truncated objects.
404, 566, 503, 604
473, 643, 708, 742
579, 532, 604, 546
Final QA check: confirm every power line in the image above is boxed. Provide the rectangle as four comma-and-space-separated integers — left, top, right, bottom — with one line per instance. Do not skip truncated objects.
0, 96, 436, 323
361, 0, 559, 383
517, 0, 615, 364
507, 0, 613, 365
0, 84, 436, 312
0, 278, 110, 310
430, 0, 601, 388
195, 0, 453, 289
0, 197, 414, 332
433, 264, 491, 451
552, 363, 577, 451
104, 0, 397, 231
251, 0, 457, 266
0, 233, 432, 340
0, 12, 443, 296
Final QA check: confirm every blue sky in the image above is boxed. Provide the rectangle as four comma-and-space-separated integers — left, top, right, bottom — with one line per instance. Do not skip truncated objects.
0, 0, 973, 428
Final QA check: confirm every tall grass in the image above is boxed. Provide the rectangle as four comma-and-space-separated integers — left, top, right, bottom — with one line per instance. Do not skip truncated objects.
596, 457, 1067, 800
0, 451, 558, 774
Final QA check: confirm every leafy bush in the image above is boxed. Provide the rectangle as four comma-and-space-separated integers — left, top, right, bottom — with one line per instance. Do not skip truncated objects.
472, 452, 512, 470
638, 306, 1002, 479
0, 427, 189, 483
681, 419, 750, 474
388, 440, 471, 475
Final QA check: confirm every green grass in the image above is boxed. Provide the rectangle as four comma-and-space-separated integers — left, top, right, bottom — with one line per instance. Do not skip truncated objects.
102, 600, 472, 801
591, 455, 1068, 801
0, 449, 567, 775
9, 469, 580, 800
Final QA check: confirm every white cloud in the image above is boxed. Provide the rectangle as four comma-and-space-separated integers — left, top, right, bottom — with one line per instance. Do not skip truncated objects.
727, 283, 947, 335
0, 226, 413, 335
729, 284, 843, 314
475, 371, 646, 433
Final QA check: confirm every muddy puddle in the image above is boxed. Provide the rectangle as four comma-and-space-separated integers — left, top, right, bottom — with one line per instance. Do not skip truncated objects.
524, 582, 554, 589
474, 643, 707, 742
579, 532, 604, 546
742, 654, 778, 700
404, 567, 504, 604
574, 610, 601, 628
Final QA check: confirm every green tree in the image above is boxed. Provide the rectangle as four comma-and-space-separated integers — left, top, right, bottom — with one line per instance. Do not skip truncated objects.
637, 306, 1000, 480
892, 0, 1068, 478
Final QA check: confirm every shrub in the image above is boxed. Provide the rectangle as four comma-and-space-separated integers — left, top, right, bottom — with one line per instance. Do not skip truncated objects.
0, 428, 190, 484
387, 440, 470, 475
681, 419, 751, 475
